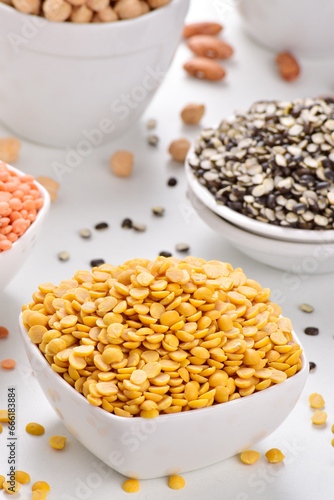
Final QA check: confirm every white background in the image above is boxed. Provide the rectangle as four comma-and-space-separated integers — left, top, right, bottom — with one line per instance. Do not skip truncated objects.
0, 1, 334, 499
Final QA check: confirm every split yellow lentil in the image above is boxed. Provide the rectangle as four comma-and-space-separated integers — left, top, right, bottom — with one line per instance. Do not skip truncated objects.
240, 450, 260, 464
25, 422, 45, 436
0, 410, 9, 422
311, 410, 327, 425
122, 479, 140, 493
168, 475, 185, 490
32, 490, 48, 500
21, 257, 303, 418
309, 393, 325, 409
3, 480, 20, 494
0, 475, 5, 488
265, 448, 285, 463
50, 435, 67, 450
32, 481, 50, 492
14, 471, 31, 484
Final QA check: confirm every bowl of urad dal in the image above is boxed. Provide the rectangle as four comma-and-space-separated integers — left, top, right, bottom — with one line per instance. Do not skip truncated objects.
19, 256, 308, 478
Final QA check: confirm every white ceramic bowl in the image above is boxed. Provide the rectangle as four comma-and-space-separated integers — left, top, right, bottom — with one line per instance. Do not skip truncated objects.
0, 0, 189, 148
237, 0, 334, 57
19, 314, 308, 479
188, 185, 334, 275
0, 164, 50, 292
186, 152, 334, 245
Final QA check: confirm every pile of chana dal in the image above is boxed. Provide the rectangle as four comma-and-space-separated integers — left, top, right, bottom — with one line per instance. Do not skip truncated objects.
22, 257, 303, 418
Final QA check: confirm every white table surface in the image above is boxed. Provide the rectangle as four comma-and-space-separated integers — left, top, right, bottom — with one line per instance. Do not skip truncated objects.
1, 1, 334, 499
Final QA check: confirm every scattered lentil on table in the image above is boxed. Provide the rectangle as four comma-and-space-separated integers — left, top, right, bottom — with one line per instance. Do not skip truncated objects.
0, 326, 9, 338
311, 410, 327, 425
309, 393, 325, 409
146, 118, 157, 130
240, 450, 260, 464
275, 52, 300, 82
152, 206, 165, 217
32, 481, 50, 493
304, 327, 319, 336
25, 422, 45, 436
159, 250, 172, 257
1, 358, 16, 369
168, 475, 185, 490
0, 475, 4, 488
58, 251, 70, 262
265, 448, 285, 463
79, 229, 92, 239
122, 479, 140, 493
309, 361, 316, 372
300, 303, 314, 313
147, 135, 159, 147
0, 410, 9, 422
90, 259, 105, 267
22, 256, 303, 418
95, 222, 109, 230
36, 176, 59, 203
188, 97, 334, 229
0, 162, 44, 252
14, 471, 31, 484
121, 218, 133, 229
167, 177, 178, 187
3, 480, 20, 494
175, 243, 190, 252
132, 222, 147, 232
50, 435, 67, 450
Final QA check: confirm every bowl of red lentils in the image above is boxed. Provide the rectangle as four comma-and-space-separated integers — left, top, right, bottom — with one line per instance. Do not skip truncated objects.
0, 0, 190, 148
0, 162, 50, 292
19, 256, 308, 479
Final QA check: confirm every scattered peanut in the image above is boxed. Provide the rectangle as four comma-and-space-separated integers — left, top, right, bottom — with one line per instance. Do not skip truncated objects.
22, 257, 303, 419
50, 435, 67, 449
240, 450, 260, 464
1, 358, 16, 370
25, 422, 45, 436
309, 393, 325, 409
0, 138, 21, 164
188, 35, 233, 59
183, 22, 223, 38
180, 103, 205, 125
183, 58, 226, 81
122, 479, 140, 493
168, 138, 191, 162
265, 448, 285, 463
110, 150, 134, 177
168, 475, 185, 490
275, 52, 300, 82
311, 410, 327, 425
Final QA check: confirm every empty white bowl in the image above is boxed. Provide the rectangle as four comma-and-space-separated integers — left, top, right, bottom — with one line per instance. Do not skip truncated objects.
188, 185, 334, 275
237, 0, 334, 57
19, 313, 308, 479
0, 0, 189, 147
0, 164, 50, 293
186, 158, 334, 245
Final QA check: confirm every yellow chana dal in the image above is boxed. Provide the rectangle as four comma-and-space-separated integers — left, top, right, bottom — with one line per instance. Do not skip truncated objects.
168, 475, 186, 490
21, 257, 303, 418
122, 479, 140, 493
311, 410, 327, 425
49, 435, 66, 450
265, 448, 285, 463
240, 450, 260, 464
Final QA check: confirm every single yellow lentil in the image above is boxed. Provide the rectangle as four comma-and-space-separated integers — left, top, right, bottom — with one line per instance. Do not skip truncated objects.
168, 475, 186, 490
26, 422, 45, 436
50, 435, 67, 450
311, 410, 327, 425
32, 481, 50, 492
32, 490, 47, 500
122, 479, 140, 493
0, 475, 5, 488
309, 393, 325, 409
240, 450, 260, 464
3, 480, 21, 494
14, 470, 31, 484
265, 448, 285, 463
0, 409, 9, 422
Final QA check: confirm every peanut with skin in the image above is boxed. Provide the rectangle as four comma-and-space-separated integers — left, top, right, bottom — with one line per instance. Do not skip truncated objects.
183, 58, 226, 81
188, 35, 234, 59
275, 52, 300, 82
183, 22, 223, 38
180, 103, 205, 125
168, 138, 191, 162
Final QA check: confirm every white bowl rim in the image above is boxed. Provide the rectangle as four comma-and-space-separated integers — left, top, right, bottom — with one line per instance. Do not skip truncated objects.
0, 0, 185, 30
19, 312, 308, 423
0, 162, 50, 258
186, 147, 334, 244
